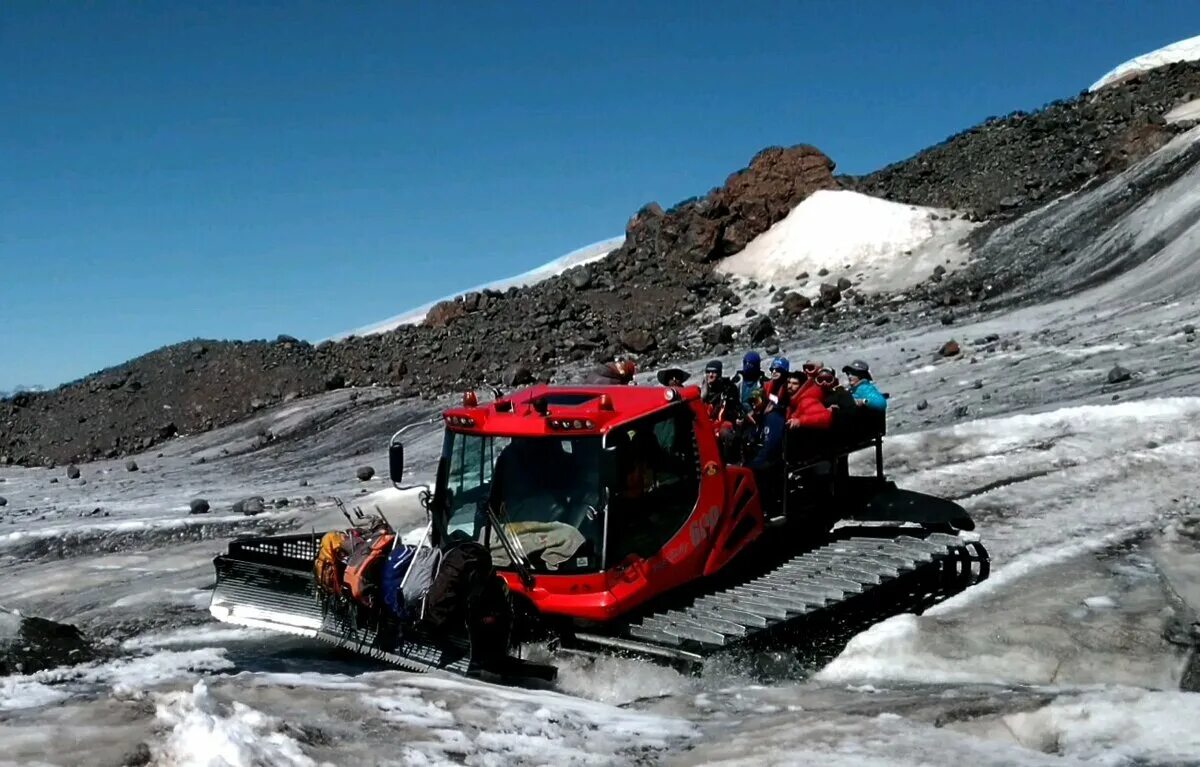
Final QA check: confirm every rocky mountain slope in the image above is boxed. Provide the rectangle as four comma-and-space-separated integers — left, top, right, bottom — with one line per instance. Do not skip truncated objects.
6, 62, 1200, 467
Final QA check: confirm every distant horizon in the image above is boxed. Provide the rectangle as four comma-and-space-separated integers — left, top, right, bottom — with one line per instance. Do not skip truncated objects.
4, 3, 1200, 391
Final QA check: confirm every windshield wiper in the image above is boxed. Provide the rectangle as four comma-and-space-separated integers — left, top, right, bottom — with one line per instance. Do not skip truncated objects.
483, 501, 536, 590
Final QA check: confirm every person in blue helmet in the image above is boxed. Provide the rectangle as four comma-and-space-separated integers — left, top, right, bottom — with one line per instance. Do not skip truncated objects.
731, 351, 765, 410
842, 359, 887, 411
763, 356, 789, 411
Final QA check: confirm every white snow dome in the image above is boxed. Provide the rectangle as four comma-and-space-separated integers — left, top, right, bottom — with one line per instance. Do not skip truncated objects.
1090, 34, 1200, 91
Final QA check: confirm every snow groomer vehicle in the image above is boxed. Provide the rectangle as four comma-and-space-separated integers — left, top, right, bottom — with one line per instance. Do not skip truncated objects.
210, 382, 989, 682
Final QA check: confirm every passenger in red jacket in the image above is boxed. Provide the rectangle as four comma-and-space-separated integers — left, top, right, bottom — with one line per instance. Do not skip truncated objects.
785, 369, 835, 430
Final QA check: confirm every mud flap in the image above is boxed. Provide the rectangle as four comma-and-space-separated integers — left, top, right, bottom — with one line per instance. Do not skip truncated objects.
209, 535, 556, 682
838, 479, 977, 531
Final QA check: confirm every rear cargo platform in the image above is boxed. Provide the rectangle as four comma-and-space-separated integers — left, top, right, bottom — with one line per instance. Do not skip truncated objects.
210, 535, 558, 682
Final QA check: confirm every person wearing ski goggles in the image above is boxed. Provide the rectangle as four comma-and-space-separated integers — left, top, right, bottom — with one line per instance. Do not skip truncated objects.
784, 369, 835, 430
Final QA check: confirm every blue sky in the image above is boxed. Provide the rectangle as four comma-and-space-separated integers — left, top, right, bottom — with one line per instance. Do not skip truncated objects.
3, 2, 1199, 391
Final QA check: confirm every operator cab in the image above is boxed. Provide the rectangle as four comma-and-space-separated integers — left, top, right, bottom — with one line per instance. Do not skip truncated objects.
431, 400, 701, 577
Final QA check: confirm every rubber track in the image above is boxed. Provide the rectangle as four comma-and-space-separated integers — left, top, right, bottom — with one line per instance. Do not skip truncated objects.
623, 532, 988, 652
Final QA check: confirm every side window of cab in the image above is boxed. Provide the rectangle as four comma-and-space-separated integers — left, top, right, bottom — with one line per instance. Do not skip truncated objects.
604, 404, 700, 563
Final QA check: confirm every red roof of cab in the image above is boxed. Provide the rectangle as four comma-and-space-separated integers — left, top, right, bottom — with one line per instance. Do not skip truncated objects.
443, 383, 702, 436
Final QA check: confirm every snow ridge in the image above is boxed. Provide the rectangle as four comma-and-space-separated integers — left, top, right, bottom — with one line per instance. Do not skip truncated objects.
1090, 34, 1200, 91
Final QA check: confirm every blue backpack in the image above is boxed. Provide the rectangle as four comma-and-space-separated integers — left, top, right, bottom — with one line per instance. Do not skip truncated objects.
380, 543, 417, 618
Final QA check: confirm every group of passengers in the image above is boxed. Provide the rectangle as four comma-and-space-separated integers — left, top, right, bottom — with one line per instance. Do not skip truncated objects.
678, 352, 886, 470
585, 351, 886, 471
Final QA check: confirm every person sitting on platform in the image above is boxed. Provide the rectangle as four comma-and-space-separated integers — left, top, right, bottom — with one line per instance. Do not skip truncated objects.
786, 369, 835, 430
731, 351, 765, 410
745, 386, 788, 514
656, 367, 690, 387
763, 357, 790, 411
842, 359, 887, 411
701, 359, 741, 458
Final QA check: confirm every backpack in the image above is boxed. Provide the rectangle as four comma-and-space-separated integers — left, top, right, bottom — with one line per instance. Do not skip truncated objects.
314, 530, 350, 597
422, 541, 493, 631
342, 528, 395, 608
380, 543, 417, 618
402, 545, 442, 609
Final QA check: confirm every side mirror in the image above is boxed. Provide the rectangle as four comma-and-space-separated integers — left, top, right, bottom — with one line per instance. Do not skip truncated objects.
388, 438, 404, 484
599, 444, 620, 491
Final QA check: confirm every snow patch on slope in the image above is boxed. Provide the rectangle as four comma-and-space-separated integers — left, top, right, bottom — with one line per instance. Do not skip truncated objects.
716, 190, 974, 295
1090, 34, 1200, 91
336, 236, 623, 338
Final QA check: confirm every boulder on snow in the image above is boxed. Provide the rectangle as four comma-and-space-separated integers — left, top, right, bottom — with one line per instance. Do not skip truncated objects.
1107, 365, 1134, 384
188, 499, 210, 515
747, 316, 775, 344
940, 340, 961, 357
0, 610, 96, 676
125, 459, 139, 472
233, 496, 265, 516
781, 292, 812, 316
66, 464, 80, 480
702, 324, 735, 347
818, 283, 842, 307
0, 497, 6, 507
356, 465, 376, 482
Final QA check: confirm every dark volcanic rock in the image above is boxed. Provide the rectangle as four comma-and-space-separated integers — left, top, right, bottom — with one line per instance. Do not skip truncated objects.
66, 464, 80, 480
356, 465, 376, 481
940, 340, 961, 357
781, 292, 812, 316
504, 365, 535, 387
1107, 365, 1134, 384
702, 323, 736, 347
746, 316, 776, 344
188, 499, 210, 515
620, 329, 658, 354
125, 460, 139, 472
0, 611, 96, 676
234, 496, 265, 516
0, 497, 6, 507
849, 62, 1200, 220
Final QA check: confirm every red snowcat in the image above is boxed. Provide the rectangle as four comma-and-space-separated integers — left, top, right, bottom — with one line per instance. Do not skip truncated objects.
210, 383, 988, 682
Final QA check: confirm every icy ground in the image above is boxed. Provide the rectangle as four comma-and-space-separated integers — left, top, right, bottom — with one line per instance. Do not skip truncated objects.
3, 129, 1200, 767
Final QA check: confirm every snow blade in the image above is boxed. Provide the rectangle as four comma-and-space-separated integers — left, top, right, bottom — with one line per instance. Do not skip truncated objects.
209, 534, 556, 682
840, 479, 976, 530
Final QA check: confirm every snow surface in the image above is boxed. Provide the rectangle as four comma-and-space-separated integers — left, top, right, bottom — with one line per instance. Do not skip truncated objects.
333, 235, 623, 338
1090, 34, 1200, 91
1165, 97, 1200, 124
716, 189, 975, 299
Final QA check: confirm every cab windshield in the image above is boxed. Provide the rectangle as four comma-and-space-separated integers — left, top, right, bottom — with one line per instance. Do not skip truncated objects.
437, 431, 605, 573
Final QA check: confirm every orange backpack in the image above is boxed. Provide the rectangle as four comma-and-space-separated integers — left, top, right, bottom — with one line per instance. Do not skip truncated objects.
314, 530, 351, 597
342, 528, 396, 608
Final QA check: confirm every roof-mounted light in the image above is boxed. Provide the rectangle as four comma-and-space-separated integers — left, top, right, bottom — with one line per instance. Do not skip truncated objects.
547, 418, 595, 431
598, 394, 613, 411
664, 388, 678, 401
445, 415, 477, 428
463, 390, 478, 407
